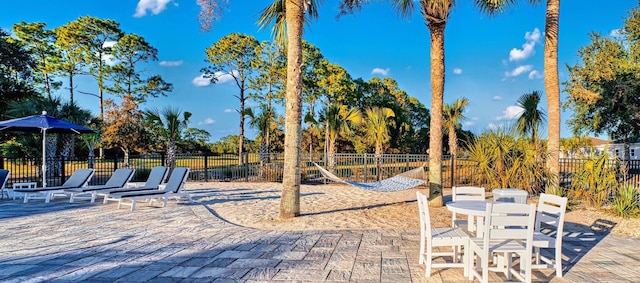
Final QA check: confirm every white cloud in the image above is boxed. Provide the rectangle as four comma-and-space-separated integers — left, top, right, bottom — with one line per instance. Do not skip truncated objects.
199, 118, 215, 125
492, 96, 503, 101
102, 41, 118, 66
453, 68, 462, 75
371, 68, 390, 76
496, 105, 524, 120
192, 75, 212, 87
505, 65, 533, 77
134, 0, 173, 17
214, 71, 238, 84
192, 71, 238, 87
528, 70, 542, 80
610, 29, 623, 39
224, 109, 234, 113
509, 28, 541, 61
159, 60, 183, 67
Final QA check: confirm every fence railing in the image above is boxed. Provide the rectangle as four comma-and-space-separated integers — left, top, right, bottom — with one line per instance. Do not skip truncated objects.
1, 153, 639, 189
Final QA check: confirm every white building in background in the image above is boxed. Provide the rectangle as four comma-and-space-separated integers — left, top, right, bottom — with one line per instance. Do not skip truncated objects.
560, 137, 640, 160
590, 137, 640, 160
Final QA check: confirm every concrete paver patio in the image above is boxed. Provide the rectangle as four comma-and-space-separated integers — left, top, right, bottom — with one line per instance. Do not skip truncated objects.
1, 187, 639, 282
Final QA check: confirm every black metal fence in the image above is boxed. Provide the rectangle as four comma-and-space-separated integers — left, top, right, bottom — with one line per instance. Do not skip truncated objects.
1, 153, 639, 189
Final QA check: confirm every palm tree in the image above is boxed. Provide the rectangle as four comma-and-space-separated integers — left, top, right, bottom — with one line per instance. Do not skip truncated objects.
322, 104, 362, 172
340, 0, 514, 207
257, 0, 321, 219
363, 106, 395, 181
443, 97, 469, 161
542, 0, 561, 193
245, 104, 277, 165
515, 91, 546, 147
145, 107, 192, 171
363, 107, 395, 156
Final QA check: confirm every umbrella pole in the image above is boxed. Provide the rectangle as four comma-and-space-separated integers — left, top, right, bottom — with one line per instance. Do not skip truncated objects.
42, 128, 47, 187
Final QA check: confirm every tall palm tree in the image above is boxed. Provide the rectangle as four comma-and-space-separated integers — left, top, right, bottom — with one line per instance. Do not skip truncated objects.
322, 104, 363, 172
443, 97, 469, 160
340, 0, 514, 207
515, 90, 546, 146
145, 107, 192, 170
542, 0, 561, 193
258, 0, 321, 219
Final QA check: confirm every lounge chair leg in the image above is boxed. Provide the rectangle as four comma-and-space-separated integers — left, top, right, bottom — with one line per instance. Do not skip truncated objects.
69, 194, 74, 203
117, 200, 122, 209
131, 200, 136, 211
90, 193, 96, 203
45, 192, 51, 203
23, 193, 28, 203
163, 197, 168, 207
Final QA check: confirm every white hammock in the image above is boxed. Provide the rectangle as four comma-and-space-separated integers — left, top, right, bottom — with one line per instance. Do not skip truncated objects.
312, 162, 425, 192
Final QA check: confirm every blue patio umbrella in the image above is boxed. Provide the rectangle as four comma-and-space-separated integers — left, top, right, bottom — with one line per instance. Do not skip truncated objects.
0, 111, 96, 187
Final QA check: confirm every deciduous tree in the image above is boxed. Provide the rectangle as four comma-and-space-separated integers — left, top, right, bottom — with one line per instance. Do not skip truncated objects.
101, 96, 148, 165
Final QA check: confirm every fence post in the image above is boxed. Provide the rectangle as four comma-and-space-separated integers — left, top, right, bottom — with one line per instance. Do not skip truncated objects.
113, 155, 118, 171
161, 153, 166, 167
406, 153, 409, 172
61, 156, 66, 185
244, 153, 249, 182
204, 153, 209, 182
0, 156, 4, 169
363, 153, 368, 183
450, 156, 455, 188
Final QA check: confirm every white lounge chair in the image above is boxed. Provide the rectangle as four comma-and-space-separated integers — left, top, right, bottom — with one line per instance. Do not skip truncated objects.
14, 169, 94, 203
95, 166, 168, 203
467, 202, 536, 283
416, 191, 469, 277
532, 193, 568, 277
65, 168, 135, 203
108, 167, 191, 211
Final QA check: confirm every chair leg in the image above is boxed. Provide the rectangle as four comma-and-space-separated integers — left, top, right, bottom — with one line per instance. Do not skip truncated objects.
130, 199, 136, 211
425, 245, 433, 277
23, 193, 29, 203
481, 253, 489, 283
45, 192, 51, 203
555, 247, 563, 277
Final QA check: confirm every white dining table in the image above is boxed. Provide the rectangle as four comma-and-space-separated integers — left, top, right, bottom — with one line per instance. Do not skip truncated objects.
445, 200, 489, 236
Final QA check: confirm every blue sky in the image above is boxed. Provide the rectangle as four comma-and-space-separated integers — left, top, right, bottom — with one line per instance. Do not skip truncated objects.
1, 0, 636, 142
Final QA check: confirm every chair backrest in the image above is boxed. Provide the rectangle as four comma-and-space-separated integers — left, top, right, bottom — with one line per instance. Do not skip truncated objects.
416, 191, 433, 239
0, 169, 9, 189
104, 168, 135, 187
164, 167, 190, 193
62, 169, 94, 188
452, 186, 485, 201
535, 193, 568, 240
142, 166, 169, 189
482, 202, 536, 247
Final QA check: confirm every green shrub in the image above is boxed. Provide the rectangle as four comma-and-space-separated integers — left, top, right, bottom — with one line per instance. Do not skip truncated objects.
568, 151, 619, 208
612, 185, 639, 218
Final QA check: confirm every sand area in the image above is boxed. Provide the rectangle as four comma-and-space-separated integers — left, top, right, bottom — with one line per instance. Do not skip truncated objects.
187, 182, 640, 238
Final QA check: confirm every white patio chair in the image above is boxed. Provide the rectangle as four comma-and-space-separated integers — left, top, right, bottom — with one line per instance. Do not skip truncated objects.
416, 191, 469, 277
452, 186, 486, 232
532, 193, 567, 277
467, 202, 536, 283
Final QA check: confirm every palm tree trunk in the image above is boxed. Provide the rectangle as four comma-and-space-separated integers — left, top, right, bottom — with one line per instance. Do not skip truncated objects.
544, 0, 561, 193
167, 139, 176, 169
428, 23, 446, 207
280, 0, 304, 219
